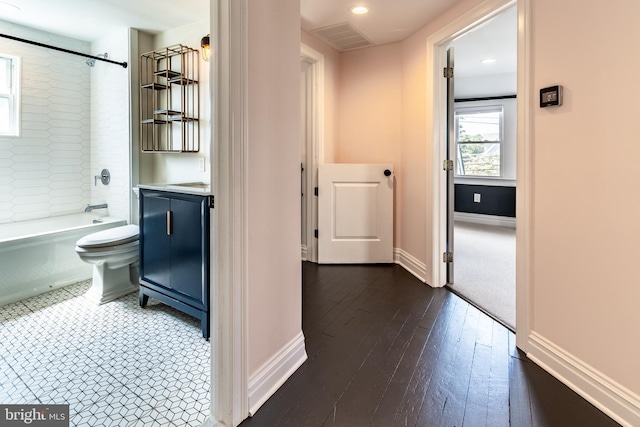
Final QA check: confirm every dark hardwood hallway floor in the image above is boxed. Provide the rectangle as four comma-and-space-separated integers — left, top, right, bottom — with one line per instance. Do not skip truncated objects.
240, 263, 620, 427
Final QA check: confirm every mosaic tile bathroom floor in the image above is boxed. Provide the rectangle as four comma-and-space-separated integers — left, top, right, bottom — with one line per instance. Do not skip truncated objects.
0, 281, 210, 426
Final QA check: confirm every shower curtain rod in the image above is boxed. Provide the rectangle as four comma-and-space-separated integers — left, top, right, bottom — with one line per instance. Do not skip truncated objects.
0, 33, 128, 68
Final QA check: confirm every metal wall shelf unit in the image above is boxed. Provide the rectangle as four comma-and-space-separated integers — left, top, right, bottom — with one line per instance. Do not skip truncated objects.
140, 45, 199, 152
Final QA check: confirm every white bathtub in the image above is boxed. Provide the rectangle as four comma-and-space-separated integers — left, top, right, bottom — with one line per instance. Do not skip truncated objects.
0, 214, 127, 306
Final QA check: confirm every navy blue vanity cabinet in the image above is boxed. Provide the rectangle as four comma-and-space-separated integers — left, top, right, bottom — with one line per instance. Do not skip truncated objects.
139, 188, 210, 339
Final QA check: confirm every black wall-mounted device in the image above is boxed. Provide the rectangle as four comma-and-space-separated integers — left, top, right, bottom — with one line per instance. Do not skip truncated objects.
540, 85, 563, 107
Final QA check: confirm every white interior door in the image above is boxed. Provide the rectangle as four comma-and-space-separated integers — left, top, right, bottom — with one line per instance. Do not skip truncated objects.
300, 44, 322, 263
318, 163, 394, 264
300, 58, 310, 260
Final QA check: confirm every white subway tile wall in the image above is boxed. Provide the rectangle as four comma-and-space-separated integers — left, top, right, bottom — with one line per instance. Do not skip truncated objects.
0, 20, 131, 224
90, 29, 131, 222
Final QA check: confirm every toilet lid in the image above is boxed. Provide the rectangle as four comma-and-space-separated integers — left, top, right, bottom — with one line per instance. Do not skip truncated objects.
76, 224, 139, 248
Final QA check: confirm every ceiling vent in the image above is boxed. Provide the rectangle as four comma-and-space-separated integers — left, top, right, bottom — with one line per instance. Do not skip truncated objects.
310, 22, 374, 51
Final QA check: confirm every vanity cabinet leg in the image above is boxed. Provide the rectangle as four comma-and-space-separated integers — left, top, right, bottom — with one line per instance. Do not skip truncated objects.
139, 291, 149, 308
202, 311, 210, 340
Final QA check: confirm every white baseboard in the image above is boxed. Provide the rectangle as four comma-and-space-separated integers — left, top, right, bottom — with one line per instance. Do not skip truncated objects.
248, 331, 308, 416
394, 248, 428, 283
528, 332, 640, 427
301, 244, 308, 261
454, 212, 516, 228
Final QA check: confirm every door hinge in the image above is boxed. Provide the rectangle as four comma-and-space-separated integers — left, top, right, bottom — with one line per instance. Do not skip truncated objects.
443, 252, 453, 263
314, 187, 318, 196
443, 67, 454, 79
314, 229, 318, 238
443, 160, 454, 171
209, 195, 215, 209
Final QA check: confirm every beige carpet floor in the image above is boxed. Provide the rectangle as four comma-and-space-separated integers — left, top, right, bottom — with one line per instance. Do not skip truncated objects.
451, 220, 516, 329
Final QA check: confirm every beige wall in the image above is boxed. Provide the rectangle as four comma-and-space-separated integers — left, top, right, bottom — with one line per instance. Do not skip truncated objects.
247, 0, 302, 375
336, 43, 403, 164
399, 26, 430, 264
530, 0, 640, 393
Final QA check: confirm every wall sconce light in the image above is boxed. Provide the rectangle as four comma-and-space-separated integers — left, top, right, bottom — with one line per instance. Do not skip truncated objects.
201, 34, 211, 62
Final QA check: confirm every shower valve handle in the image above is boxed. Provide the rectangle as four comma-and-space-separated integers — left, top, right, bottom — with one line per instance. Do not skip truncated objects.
94, 169, 111, 186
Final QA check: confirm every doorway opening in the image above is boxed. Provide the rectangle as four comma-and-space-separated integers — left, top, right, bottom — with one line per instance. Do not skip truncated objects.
428, 0, 528, 343
300, 43, 324, 264
444, 6, 518, 329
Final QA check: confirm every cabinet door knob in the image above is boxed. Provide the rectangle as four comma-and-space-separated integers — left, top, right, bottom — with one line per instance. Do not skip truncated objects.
166, 211, 172, 235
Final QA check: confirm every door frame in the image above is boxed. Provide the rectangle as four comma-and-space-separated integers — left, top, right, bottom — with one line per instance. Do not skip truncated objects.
208, 0, 249, 425
445, 47, 455, 285
427, 0, 532, 351
300, 43, 324, 263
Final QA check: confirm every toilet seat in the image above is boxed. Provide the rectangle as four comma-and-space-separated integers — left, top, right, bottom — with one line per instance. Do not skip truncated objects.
76, 224, 139, 248
75, 239, 138, 256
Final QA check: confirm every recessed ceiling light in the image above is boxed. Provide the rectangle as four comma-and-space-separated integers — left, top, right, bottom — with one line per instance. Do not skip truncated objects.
481, 58, 497, 64
350, 5, 370, 15
0, 1, 20, 13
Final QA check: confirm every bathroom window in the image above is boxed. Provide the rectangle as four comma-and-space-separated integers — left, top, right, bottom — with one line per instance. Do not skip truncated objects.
0, 54, 20, 136
455, 106, 503, 177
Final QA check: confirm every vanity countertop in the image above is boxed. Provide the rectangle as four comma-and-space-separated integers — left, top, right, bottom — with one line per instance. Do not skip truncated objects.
137, 182, 212, 196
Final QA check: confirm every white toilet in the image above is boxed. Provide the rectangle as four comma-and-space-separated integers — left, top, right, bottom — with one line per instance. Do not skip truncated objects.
75, 224, 140, 304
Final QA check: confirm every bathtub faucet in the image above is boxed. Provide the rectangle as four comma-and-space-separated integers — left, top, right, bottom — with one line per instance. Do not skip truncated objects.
85, 203, 108, 212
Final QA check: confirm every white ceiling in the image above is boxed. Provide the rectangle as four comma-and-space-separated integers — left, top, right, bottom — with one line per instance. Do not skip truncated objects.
449, 7, 517, 78
302, 1, 517, 78
300, 0, 461, 46
0, 0, 515, 77
0, 0, 208, 42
